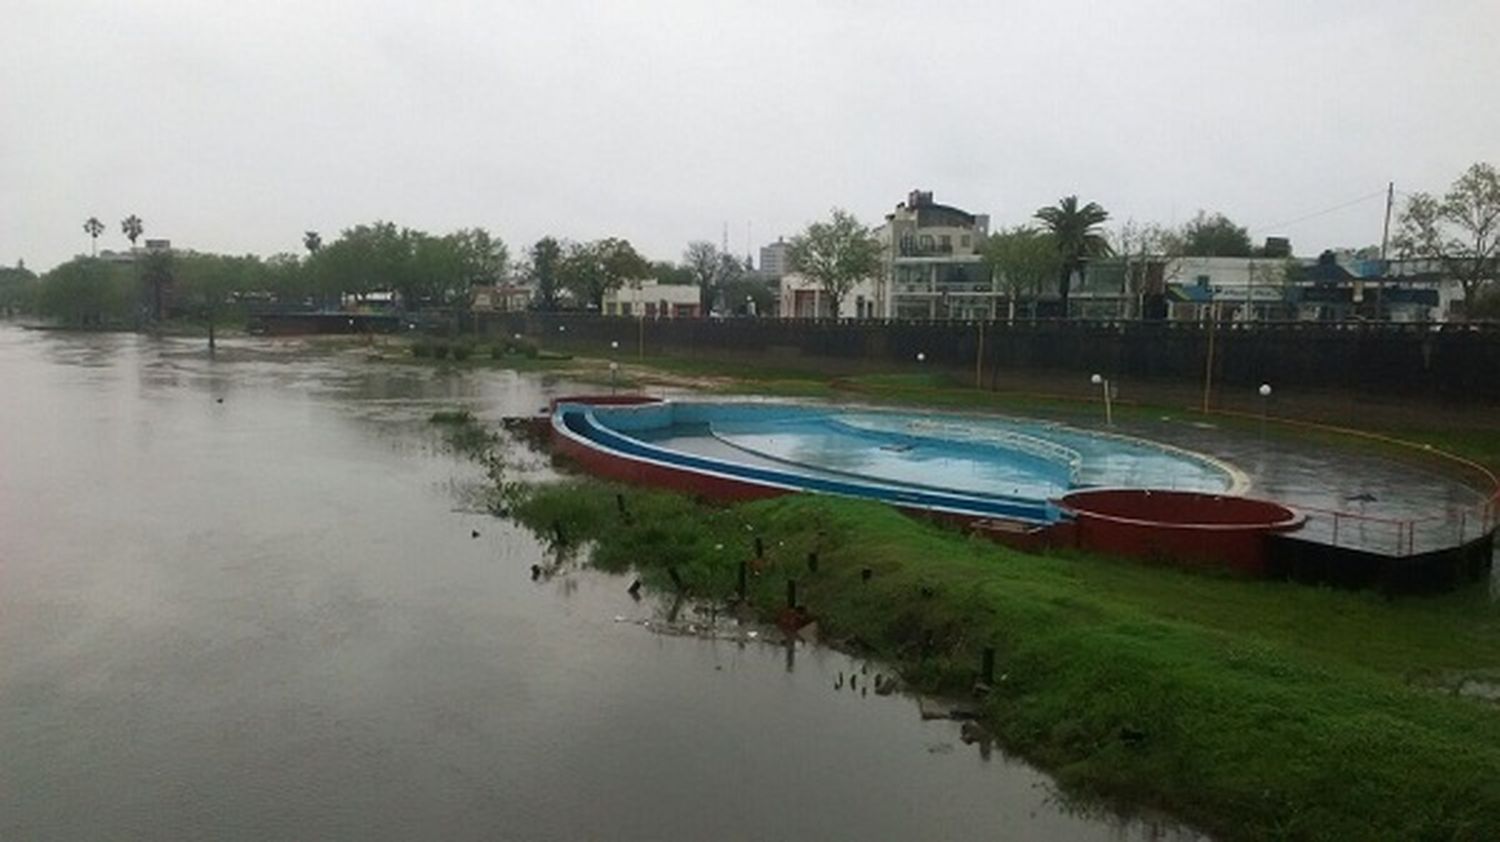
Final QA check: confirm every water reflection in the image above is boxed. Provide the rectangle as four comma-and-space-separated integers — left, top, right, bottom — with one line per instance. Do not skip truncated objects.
0, 327, 1198, 841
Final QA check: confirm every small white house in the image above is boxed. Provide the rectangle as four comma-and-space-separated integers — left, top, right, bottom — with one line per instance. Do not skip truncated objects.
603, 279, 702, 318
777, 273, 881, 319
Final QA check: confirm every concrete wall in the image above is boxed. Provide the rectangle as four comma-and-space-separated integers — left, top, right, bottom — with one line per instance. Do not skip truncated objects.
478, 313, 1500, 404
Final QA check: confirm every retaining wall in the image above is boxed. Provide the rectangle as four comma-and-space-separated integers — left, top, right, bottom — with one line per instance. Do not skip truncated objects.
481, 313, 1500, 404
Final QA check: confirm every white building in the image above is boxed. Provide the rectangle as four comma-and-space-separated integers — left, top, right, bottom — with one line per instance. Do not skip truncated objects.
876, 190, 992, 320
602, 279, 702, 318
777, 190, 994, 320
777, 272, 880, 319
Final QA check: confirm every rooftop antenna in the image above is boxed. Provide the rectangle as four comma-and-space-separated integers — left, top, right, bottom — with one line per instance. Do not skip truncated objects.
722, 221, 729, 257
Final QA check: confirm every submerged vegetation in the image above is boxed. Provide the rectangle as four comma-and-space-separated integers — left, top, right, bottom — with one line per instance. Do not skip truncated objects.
490, 468, 1500, 841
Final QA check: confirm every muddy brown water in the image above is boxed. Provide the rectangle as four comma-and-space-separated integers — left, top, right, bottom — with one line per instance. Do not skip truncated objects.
0, 327, 1199, 841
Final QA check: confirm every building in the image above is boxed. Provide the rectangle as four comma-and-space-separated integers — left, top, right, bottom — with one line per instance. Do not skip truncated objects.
602, 279, 702, 318
877, 190, 993, 320
1289, 254, 1450, 322
94, 239, 175, 265
776, 189, 994, 320
777, 272, 880, 319
1071, 255, 1295, 322
471, 282, 533, 313
759, 238, 792, 279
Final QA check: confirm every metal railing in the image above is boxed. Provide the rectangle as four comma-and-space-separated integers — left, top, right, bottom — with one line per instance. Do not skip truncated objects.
1295, 491, 1499, 556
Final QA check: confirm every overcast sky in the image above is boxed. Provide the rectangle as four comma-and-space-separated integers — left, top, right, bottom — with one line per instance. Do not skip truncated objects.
3, 0, 1497, 272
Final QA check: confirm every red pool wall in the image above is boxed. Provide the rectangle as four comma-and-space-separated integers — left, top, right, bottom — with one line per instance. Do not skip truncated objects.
551, 422, 790, 504
1061, 490, 1303, 576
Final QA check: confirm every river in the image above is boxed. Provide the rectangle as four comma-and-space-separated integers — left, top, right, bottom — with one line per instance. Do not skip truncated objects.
0, 327, 1195, 841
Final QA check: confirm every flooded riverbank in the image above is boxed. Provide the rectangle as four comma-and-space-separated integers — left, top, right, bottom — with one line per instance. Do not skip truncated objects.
0, 328, 1195, 840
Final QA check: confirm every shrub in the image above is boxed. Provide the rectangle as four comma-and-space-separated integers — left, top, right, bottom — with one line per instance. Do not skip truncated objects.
451, 342, 473, 362
430, 341, 451, 360
429, 408, 474, 424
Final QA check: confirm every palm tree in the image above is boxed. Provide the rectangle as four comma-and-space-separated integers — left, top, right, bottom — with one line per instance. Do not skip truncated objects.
83, 217, 105, 256
303, 231, 322, 254
121, 214, 144, 248
1034, 196, 1111, 317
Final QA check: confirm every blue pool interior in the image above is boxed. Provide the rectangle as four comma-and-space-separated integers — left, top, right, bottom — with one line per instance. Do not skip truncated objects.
557, 401, 1237, 524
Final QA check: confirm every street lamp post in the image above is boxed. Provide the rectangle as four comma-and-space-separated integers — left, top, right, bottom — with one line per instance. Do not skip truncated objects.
1091, 373, 1114, 426
610, 362, 620, 395
1258, 383, 1272, 439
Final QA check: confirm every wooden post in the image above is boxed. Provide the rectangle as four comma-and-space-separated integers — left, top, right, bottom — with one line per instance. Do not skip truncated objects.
1202, 304, 1216, 413
785, 579, 797, 610
981, 647, 996, 685
737, 561, 747, 599
974, 319, 984, 389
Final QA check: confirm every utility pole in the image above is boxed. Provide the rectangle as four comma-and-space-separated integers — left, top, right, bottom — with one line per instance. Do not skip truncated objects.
1378, 181, 1394, 321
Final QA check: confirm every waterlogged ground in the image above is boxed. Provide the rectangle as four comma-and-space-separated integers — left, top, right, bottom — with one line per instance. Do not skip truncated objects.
0, 328, 1197, 841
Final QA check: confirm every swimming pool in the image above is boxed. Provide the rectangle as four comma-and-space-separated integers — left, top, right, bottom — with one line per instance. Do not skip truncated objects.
554, 399, 1241, 524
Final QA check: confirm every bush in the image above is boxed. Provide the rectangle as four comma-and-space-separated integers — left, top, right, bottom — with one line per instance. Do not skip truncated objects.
451, 343, 473, 362
430, 341, 451, 360
411, 340, 432, 358
503, 336, 540, 358
489, 344, 505, 360
429, 408, 475, 424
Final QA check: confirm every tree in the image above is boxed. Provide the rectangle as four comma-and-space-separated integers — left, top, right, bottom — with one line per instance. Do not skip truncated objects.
1181, 211, 1253, 257
83, 217, 105, 256
980, 227, 1060, 322
1034, 196, 1111, 316
1113, 221, 1184, 319
309, 221, 406, 307
786, 208, 880, 318
0, 261, 39, 315
140, 247, 175, 322
559, 238, 649, 310
38, 257, 133, 326
718, 275, 773, 316
1394, 161, 1500, 316
303, 231, 322, 255
683, 241, 736, 312
263, 253, 309, 305
529, 237, 563, 311
449, 227, 509, 288
121, 215, 144, 248
175, 253, 230, 350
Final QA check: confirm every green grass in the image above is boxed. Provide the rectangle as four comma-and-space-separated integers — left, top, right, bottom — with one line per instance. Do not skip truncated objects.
428, 408, 475, 424
505, 479, 1500, 841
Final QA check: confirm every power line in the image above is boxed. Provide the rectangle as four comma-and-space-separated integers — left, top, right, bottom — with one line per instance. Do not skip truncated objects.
1258, 190, 1387, 232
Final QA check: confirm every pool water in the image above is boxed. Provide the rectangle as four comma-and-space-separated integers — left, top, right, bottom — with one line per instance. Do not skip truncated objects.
630, 405, 1235, 501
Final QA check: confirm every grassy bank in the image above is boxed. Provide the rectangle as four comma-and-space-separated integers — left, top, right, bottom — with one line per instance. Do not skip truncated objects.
501, 477, 1500, 841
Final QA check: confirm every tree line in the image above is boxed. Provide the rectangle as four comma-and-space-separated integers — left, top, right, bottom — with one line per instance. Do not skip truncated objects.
8, 161, 1494, 327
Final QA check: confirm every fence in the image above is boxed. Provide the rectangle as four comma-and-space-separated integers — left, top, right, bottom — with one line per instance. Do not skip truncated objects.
478, 313, 1500, 404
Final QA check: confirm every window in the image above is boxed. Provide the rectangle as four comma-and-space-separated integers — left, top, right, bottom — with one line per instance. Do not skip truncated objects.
919, 234, 934, 251
1196, 274, 1210, 289
940, 235, 951, 250
960, 234, 970, 248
